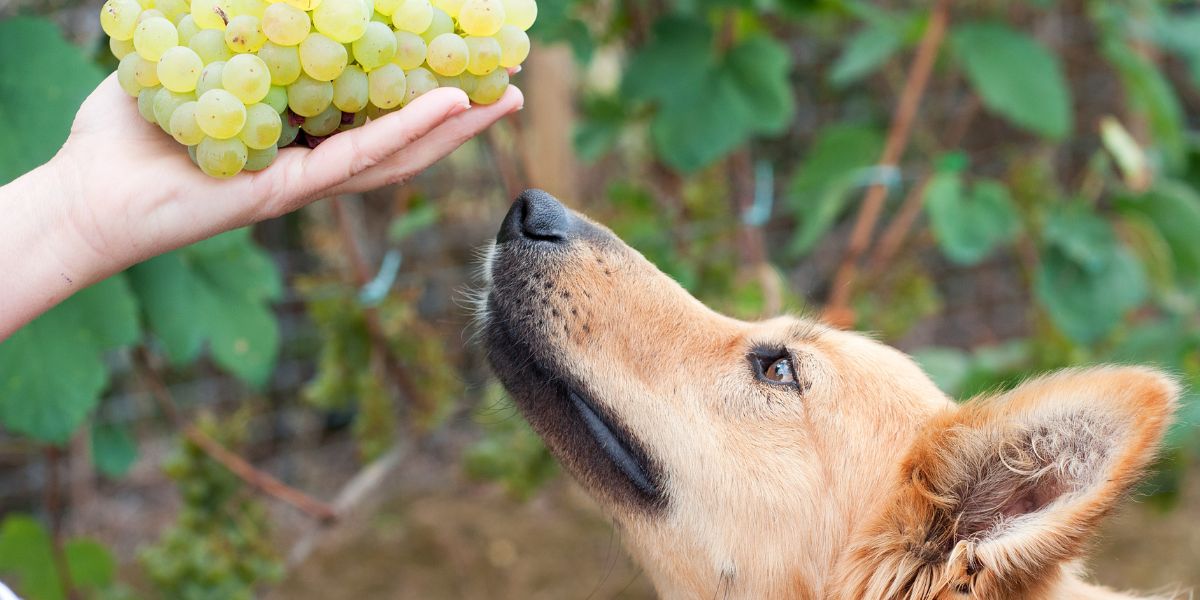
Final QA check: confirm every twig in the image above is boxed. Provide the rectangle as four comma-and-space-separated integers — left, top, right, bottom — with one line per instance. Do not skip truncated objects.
866, 175, 932, 275
43, 447, 79, 600
133, 347, 337, 522
821, 0, 951, 327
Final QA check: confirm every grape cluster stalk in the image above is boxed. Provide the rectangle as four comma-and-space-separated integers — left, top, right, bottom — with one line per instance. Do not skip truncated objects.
101, 0, 534, 177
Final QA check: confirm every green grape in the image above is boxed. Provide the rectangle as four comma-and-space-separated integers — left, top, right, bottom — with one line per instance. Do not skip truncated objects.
258, 41, 301, 85
299, 32, 347, 81
132, 53, 162, 87
138, 87, 161, 123
229, 0, 266, 17
177, 14, 200, 44
419, 7, 451, 43
463, 35, 499, 75
403, 66, 437, 103
136, 8, 166, 23
281, 0, 320, 10
109, 35, 136, 59
467, 67, 505, 103
197, 137, 248, 178
311, 0, 369, 43
286, 73, 334, 116
352, 22, 396, 70
363, 102, 392, 120
157, 46, 204, 92
493, 24, 527, 68
301, 104, 342, 135
263, 85, 289, 112
117, 53, 145, 96
261, 2, 309, 45
338, 110, 366, 131
391, 30, 425, 69
373, 0, 400, 17
332, 65, 369, 112
241, 103, 283, 149
189, 28, 234, 62
100, 0, 142, 40
222, 53, 272, 103
224, 15, 267, 52
170, 101, 206, 145
157, 0, 192, 22
366, 63, 406, 108
390, 0, 431, 33
435, 71, 473, 93
196, 60, 226, 94
429, 0, 462, 18
191, 0, 233, 30
244, 145, 278, 171
134, 17, 179, 61
196, 89, 247, 138
500, 0, 533, 30
154, 89, 195, 129
278, 116, 300, 145
456, 0, 503, 37
425, 33, 467, 76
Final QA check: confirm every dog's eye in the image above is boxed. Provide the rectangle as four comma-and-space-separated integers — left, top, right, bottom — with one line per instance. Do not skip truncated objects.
764, 357, 796, 384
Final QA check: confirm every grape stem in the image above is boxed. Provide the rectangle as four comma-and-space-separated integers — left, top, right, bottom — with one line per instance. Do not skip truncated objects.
821, 0, 951, 328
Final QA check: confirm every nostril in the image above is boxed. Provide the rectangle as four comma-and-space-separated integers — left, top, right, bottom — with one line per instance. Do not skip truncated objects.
517, 189, 571, 242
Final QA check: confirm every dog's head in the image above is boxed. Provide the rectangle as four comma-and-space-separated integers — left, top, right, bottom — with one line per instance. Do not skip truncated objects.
479, 190, 1178, 599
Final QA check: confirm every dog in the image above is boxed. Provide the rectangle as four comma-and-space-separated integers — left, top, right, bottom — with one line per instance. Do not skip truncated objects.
478, 189, 1180, 600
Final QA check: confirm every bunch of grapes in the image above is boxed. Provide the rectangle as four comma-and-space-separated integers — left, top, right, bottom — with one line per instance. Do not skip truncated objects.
100, 0, 535, 178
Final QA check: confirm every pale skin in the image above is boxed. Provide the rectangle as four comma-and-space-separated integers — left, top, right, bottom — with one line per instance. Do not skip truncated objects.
0, 73, 523, 339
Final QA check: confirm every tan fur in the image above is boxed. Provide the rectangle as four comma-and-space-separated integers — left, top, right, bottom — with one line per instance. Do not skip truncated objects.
481, 206, 1183, 600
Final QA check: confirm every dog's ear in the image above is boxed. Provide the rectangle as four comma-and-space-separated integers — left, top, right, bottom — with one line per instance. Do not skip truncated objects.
839, 366, 1178, 599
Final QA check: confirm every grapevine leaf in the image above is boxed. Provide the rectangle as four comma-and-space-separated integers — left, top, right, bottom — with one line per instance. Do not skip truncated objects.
1117, 181, 1200, 284
526, 0, 593, 62
786, 123, 883, 256
64, 540, 116, 590
128, 229, 282, 389
0, 516, 116, 600
622, 17, 713, 105
925, 176, 1020, 265
723, 34, 795, 134
1103, 39, 1186, 172
0, 17, 104, 185
92, 423, 138, 478
647, 70, 747, 172
951, 23, 1072, 139
0, 276, 139, 444
830, 21, 902, 87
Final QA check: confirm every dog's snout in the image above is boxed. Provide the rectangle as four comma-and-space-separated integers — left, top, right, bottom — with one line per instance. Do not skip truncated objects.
498, 189, 572, 243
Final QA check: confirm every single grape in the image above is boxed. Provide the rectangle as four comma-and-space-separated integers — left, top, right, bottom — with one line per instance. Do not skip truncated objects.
134, 17, 179, 61
241, 103, 283, 149
197, 137, 248, 178
154, 89, 195, 129
224, 15, 267, 52
457, 0, 503, 37
301, 104, 342, 135
403, 66, 438, 103
311, 0, 369, 43
281, 0, 321, 10
391, 30, 426, 69
196, 88, 248, 138
138, 87, 161, 123
110, 36, 136, 60
117, 53, 145, 96
263, 85, 289, 112
191, 0, 234, 30
367, 63, 406, 108
223, 53, 272, 103
286, 73, 334, 116
298, 32, 348, 81
229, 0, 267, 17
244, 144, 278, 171
157, 46, 204, 92
278, 115, 301, 145
467, 66, 505, 103
390, 0, 431, 33
425, 33, 468, 76
352, 22, 396, 70
373, 0, 400, 17
430, 0, 462, 18
500, 0, 534, 30
258, 41, 302, 85
177, 14, 201, 44
189, 28, 234, 62
157, 0, 192, 22
419, 8, 452, 43
170, 101, 206, 145
493, 24, 527, 68
332, 65, 370, 112
196, 60, 226, 94
100, 0, 142, 40
261, 2, 309, 45
463, 35, 499, 75
132, 53, 162, 87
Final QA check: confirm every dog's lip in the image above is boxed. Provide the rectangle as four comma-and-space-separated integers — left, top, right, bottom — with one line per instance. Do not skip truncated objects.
567, 388, 658, 498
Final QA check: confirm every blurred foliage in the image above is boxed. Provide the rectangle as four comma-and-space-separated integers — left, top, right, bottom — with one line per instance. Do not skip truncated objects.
465, 385, 559, 499
0, 514, 128, 600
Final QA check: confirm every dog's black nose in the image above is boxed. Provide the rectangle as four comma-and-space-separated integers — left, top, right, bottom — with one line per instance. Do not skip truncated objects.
497, 189, 572, 243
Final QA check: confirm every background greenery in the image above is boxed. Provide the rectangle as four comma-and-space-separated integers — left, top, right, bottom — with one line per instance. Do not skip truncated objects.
1, 0, 1200, 597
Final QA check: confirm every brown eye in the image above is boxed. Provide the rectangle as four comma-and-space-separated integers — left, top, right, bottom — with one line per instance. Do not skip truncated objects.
765, 357, 795, 384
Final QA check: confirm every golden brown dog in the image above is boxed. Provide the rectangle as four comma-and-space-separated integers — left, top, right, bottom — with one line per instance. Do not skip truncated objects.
479, 190, 1180, 600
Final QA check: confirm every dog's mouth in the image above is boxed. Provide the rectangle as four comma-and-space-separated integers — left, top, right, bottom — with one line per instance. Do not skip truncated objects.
567, 388, 658, 498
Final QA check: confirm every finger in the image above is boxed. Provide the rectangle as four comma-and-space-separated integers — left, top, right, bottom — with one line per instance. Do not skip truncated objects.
325, 86, 524, 196
265, 87, 472, 208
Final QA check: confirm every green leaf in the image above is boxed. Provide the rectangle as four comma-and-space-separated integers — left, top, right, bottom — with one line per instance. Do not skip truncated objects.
925, 176, 1020, 265
92, 423, 138, 478
1117, 181, 1200, 284
786, 123, 883, 255
951, 23, 1072, 139
573, 95, 627, 162
0, 515, 116, 600
0, 17, 105, 185
622, 17, 714, 106
830, 21, 902, 86
0, 276, 139, 443
64, 540, 116, 590
1103, 39, 1186, 173
128, 229, 281, 388
723, 34, 795, 134
526, 0, 593, 63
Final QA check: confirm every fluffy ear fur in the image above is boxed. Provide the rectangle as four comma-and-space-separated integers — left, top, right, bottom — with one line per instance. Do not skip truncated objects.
835, 366, 1179, 600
